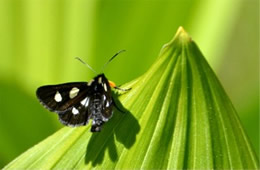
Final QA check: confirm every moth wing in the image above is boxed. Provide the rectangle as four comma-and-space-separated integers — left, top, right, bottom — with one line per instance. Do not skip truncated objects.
101, 93, 114, 119
58, 100, 91, 126
36, 82, 89, 113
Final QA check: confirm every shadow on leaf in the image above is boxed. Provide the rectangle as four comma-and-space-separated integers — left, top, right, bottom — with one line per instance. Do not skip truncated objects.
85, 91, 140, 166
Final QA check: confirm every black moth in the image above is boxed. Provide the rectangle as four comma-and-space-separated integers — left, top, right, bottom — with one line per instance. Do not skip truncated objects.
36, 51, 129, 132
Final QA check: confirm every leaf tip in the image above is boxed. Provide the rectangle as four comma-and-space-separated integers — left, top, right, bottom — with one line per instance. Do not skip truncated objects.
160, 26, 192, 55
175, 26, 192, 43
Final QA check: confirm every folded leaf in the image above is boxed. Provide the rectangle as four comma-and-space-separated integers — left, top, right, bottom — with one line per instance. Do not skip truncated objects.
4, 27, 259, 169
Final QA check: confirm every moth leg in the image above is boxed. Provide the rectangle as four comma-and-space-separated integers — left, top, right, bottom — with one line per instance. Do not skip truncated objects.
114, 86, 131, 91
112, 98, 126, 113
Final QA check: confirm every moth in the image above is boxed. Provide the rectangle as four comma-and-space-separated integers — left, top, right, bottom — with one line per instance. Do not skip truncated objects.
36, 50, 129, 132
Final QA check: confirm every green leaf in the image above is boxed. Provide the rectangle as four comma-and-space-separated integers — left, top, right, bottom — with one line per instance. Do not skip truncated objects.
4, 27, 259, 169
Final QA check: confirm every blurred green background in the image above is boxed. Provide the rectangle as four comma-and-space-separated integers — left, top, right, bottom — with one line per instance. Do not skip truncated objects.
0, 0, 258, 167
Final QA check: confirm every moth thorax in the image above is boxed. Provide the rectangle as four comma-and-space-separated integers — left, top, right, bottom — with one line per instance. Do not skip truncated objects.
93, 83, 105, 92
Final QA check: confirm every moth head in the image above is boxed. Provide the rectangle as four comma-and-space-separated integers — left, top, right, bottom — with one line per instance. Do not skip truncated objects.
89, 74, 110, 92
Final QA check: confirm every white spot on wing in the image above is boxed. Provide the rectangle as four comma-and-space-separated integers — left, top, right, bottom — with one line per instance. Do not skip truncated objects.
81, 97, 89, 107
103, 95, 106, 101
98, 77, 102, 84
88, 79, 94, 86
72, 107, 79, 115
106, 101, 110, 107
103, 83, 107, 92
54, 91, 62, 102
69, 87, 80, 99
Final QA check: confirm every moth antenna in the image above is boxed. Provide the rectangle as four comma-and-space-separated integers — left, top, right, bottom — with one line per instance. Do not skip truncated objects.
101, 50, 126, 72
75, 57, 97, 74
